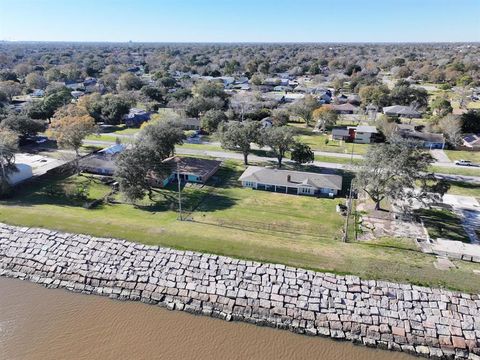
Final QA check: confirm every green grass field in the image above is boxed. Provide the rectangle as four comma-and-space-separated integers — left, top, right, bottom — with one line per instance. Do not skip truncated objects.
314, 154, 362, 165
446, 181, 480, 198
178, 143, 224, 151
110, 127, 140, 135
2, 160, 480, 292
444, 150, 480, 163
430, 165, 480, 177
85, 134, 121, 143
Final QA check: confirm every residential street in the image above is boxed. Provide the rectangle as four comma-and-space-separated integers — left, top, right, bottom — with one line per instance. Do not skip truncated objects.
84, 139, 480, 182
91, 133, 466, 168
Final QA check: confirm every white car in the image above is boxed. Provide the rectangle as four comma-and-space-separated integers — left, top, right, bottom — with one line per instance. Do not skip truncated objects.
454, 160, 473, 166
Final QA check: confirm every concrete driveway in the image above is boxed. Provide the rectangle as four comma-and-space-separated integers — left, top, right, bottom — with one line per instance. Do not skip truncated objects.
430, 149, 451, 164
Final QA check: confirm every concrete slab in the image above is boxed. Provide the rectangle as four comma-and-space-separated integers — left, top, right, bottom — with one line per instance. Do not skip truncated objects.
429, 238, 480, 263
442, 194, 480, 211
434, 256, 456, 270
431, 149, 451, 164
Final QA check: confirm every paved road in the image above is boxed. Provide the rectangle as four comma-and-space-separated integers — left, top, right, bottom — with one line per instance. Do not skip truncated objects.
95, 134, 364, 160
83, 139, 480, 182
175, 147, 347, 171
94, 133, 471, 168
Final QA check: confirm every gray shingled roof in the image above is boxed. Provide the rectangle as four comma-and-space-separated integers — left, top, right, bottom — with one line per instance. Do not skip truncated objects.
383, 105, 421, 117
163, 156, 221, 177
239, 166, 343, 191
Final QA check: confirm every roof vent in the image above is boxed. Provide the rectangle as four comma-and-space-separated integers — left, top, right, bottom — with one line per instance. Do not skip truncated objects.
287, 175, 291, 182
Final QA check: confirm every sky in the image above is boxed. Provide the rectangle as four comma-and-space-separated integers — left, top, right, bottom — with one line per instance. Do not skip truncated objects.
1, 0, 479, 43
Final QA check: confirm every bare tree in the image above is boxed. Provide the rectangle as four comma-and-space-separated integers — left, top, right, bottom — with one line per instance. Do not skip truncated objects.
439, 115, 463, 148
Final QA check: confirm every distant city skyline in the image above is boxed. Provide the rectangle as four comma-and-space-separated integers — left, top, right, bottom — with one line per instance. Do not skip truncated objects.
1, 0, 479, 43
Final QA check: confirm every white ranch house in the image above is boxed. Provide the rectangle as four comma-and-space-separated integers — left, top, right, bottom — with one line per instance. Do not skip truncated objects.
239, 166, 343, 197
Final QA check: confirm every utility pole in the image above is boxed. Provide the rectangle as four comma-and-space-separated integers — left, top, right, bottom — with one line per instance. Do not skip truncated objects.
177, 160, 182, 221
342, 141, 355, 242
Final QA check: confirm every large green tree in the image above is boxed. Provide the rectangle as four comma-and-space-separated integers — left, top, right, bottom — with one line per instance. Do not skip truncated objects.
312, 106, 339, 132
289, 95, 318, 127
200, 109, 226, 133
138, 117, 186, 159
354, 138, 445, 211
0, 113, 45, 139
359, 85, 391, 108
85, 94, 133, 125
28, 87, 72, 122
0, 128, 19, 195
217, 121, 260, 165
260, 126, 296, 168
390, 82, 428, 108
431, 97, 453, 117
117, 72, 143, 91
115, 118, 185, 202
290, 142, 314, 165
461, 110, 480, 134
47, 104, 96, 165
115, 143, 158, 202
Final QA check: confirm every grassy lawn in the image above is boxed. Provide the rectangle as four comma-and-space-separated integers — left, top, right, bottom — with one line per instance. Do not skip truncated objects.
430, 165, 480, 177
1, 161, 480, 292
297, 133, 370, 155
420, 179, 480, 198
177, 143, 224, 151
289, 123, 369, 155
290, 124, 370, 155
85, 134, 118, 142
314, 154, 362, 165
446, 181, 480, 198
417, 208, 470, 243
444, 150, 480, 164
110, 127, 140, 135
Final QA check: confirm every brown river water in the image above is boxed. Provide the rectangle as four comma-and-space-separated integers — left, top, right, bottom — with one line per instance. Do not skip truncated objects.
0, 277, 415, 360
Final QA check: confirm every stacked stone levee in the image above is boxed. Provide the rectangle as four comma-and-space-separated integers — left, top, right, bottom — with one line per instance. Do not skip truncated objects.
0, 223, 479, 359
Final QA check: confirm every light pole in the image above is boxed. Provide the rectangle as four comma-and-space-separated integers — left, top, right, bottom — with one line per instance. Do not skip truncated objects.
177, 160, 182, 221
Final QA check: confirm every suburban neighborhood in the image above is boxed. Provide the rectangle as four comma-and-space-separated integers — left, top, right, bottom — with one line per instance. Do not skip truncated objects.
1, 48, 480, 252
0, 1, 480, 358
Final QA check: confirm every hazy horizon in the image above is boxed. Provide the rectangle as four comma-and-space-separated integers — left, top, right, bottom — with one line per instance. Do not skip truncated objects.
1, 40, 479, 45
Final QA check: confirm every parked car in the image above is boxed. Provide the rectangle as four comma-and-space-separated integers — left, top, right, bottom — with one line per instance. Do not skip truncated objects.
454, 160, 473, 166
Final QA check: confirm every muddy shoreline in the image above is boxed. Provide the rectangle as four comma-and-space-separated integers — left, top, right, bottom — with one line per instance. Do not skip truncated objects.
1, 223, 479, 359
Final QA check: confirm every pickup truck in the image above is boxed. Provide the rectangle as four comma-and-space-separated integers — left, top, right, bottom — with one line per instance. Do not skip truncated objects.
454, 159, 473, 166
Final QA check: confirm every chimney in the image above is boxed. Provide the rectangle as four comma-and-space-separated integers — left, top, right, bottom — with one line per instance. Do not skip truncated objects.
287, 175, 291, 182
